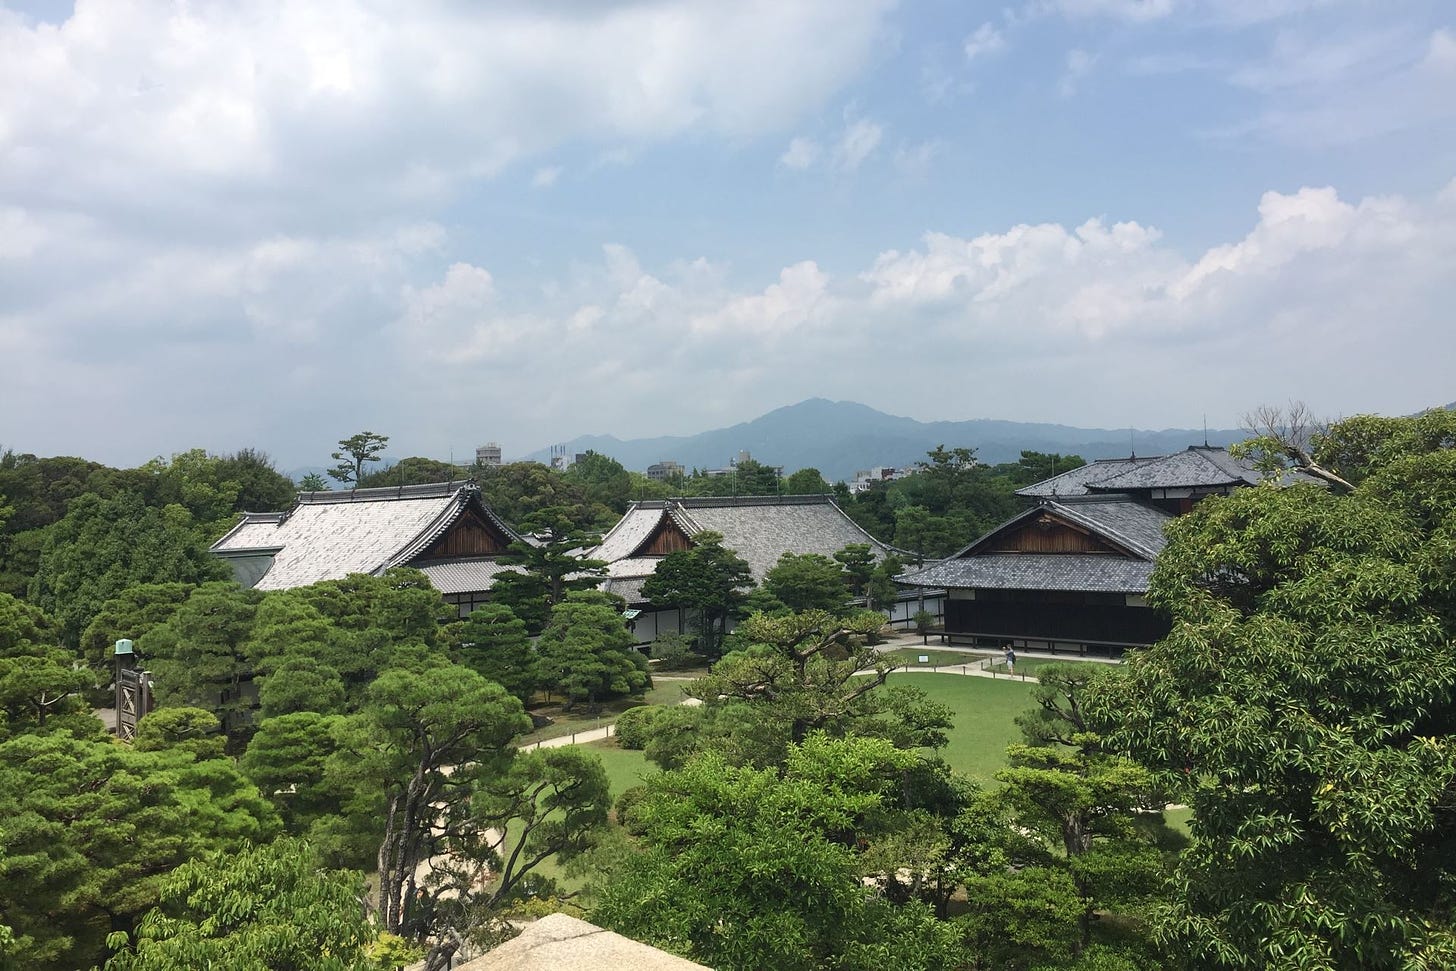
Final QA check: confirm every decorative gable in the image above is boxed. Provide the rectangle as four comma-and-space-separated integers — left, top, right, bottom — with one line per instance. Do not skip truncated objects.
630, 511, 696, 557
980, 512, 1123, 555
414, 506, 513, 560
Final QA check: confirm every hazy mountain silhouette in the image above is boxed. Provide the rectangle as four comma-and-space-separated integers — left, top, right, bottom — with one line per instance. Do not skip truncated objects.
522, 398, 1246, 483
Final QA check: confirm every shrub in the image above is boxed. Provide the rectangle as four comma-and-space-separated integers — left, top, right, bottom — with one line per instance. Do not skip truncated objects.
649, 631, 701, 671
614, 705, 666, 750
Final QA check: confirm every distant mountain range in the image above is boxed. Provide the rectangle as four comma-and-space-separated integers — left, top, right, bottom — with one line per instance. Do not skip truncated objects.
520, 398, 1247, 484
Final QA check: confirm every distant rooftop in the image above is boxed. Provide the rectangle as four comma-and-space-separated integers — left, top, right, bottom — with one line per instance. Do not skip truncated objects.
1016, 446, 1289, 497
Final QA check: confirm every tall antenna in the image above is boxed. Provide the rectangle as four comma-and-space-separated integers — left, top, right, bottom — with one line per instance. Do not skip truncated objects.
1129, 428, 1135, 460
1202, 415, 1209, 448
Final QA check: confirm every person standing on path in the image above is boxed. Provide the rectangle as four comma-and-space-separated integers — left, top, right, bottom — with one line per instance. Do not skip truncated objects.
1004, 647, 1016, 674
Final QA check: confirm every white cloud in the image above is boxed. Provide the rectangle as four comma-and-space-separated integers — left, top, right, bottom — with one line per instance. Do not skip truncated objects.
1044, 0, 1178, 23
0, 0, 894, 230
779, 136, 821, 170
1215, 27, 1456, 146
964, 22, 1006, 61
531, 166, 563, 188
354, 182, 1456, 449
893, 140, 941, 178
1060, 48, 1099, 95
690, 261, 832, 338
833, 117, 884, 172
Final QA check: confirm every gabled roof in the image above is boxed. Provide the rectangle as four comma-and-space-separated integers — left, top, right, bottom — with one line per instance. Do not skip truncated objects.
899, 553, 1156, 593
960, 497, 1171, 561
1015, 457, 1161, 497
591, 495, 901, 601
1018, 446, 1285, 497
1086, 446, 1256, 491
592, 504, 704, 562
899, 496, 1170, 592
210, 481, 523, 591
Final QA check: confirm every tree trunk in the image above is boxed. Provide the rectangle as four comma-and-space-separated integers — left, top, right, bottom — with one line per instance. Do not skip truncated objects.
378, 768, 432, 937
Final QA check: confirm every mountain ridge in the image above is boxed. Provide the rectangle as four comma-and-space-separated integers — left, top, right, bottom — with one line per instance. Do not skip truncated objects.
520, 398, 1247, 483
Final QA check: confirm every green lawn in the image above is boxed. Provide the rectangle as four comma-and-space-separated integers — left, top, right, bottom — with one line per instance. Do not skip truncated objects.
982, 655, 1121, 678
885, 672, 1036, 781
583, 739, 655, 797
571, 674, 1040, 792
881, 648, 992, 669
516, 682, 692, 746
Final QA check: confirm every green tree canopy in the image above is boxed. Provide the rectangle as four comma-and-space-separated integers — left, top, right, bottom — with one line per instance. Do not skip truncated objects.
640, 531, 753, 656
534, 596, 649, 711
0, 593, 94, 740
310, 660, 609, 969
497, 505, 607, 615
785, 467, 831, 495
0, 730, 279, 969
138, 582, 263, 748
595, 734, 960, 971
833, 543, 877, 599
763, 551, 849, 613
453, 603, 536, 704
104, 837, 398, 971
328, 431, 389, 485
28, 491, 228, 648
1090, 411, 1456, 969
358, 455, 465, 488
563, 450, 634, 513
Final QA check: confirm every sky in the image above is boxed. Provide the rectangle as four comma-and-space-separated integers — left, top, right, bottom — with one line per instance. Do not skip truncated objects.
1, 0, 1453, 470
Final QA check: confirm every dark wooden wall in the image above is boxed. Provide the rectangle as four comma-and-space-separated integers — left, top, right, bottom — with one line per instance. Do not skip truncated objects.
639, 520, 693, 556
418, 509, 510, 558
983, 516, 1119, 555
945, 596, 1169, 648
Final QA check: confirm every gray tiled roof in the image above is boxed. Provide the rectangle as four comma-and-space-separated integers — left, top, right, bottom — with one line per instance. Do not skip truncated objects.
1087, 447, 1251, 491
590, 495, 899, 603
1015, 457, 1160, 497
898, 553, 1155, 592
1018, 447, 1317, 497
1047, 498, 1171, 558
416, 558, 524, 595
211, 482, 521, 592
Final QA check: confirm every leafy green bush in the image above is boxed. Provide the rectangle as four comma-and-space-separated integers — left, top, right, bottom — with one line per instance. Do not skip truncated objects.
648, 631, 703, 671
614, 705, 666, 750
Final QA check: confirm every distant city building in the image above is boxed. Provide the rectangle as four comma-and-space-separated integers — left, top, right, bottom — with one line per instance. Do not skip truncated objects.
475, 442, 502, 466
704, 450, 783, 478
543, 445, 586, 471
646, 460, 684, 481
849, 465, 906, 494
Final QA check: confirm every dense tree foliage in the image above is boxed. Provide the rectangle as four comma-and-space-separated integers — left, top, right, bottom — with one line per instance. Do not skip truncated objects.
640, 530, 753, 655
0, 724, 279, 969
534, 594, 650, 710
0, 592, 94, 738
763, 551, 851, 613
1090, 410, 1456, 968
104, 837, 404, 971
840, 447, 1083, 559
597, 735, 961, 971
29, 492, 229, 648
139, 582, 263, 748
357, 455, 459, 488
309, 657, 609, 969
497, 505, 607, 615
453, 603, 536, 703
0, 448, 293, 599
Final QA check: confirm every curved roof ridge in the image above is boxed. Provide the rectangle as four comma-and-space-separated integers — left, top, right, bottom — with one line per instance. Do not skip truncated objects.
1045, 498, 1163, 560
